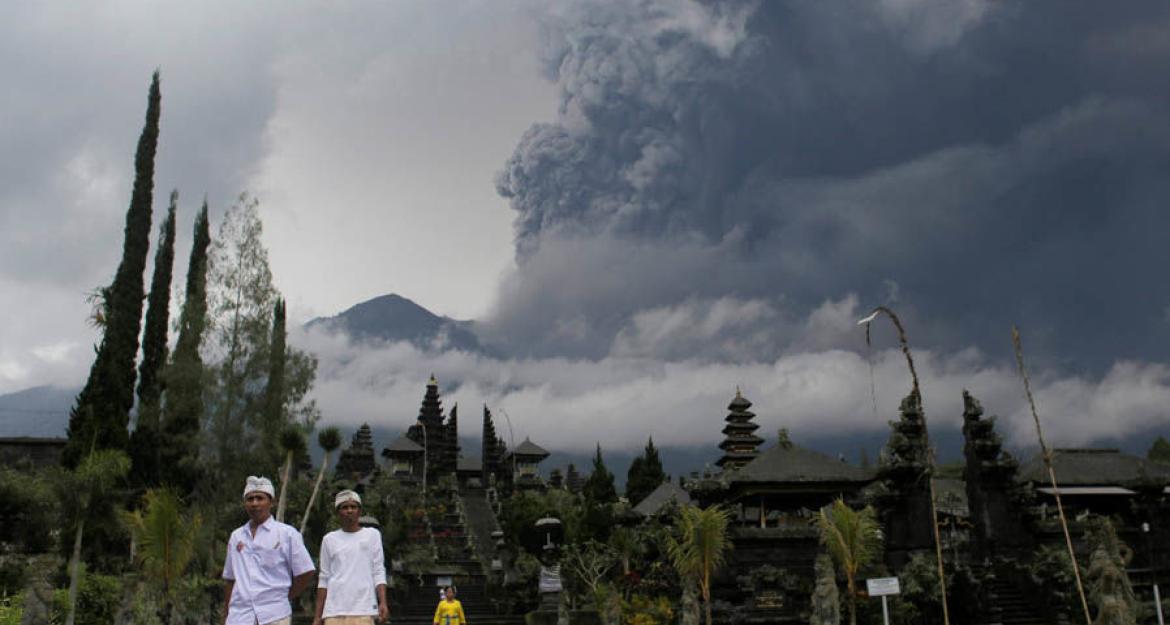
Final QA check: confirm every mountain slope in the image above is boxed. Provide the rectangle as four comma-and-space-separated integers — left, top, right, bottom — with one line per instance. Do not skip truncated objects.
0, 385, 75, 437
306, 293, 486, 353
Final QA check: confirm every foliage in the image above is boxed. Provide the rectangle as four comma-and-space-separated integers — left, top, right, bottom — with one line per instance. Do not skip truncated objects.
666, 504, 731, 625
625, 438, 666, 506
1149, 435, 1170, 465
130, 193, 177, 487
158, 200, 212, 496
63, 451, 130, 625
0, 468, 56, 555
1028, 543, 1085, 620
583, 444, 617, 505
64, 71, 161, 469
261, 298, 288, 470
122, 489, 202, 597
815, 499, 882, 625
623, 594, 673, 625
886, 552, 940, 625
275, 425, 307, 522
0, 594, 22, 625
301, 426, 343, 534
206, 192, 275, 479
499, 489, 584, 552
52, 570, 123, 625
205, 193, 319, 492
609, 527, 643, 576
562, 540, 618, 602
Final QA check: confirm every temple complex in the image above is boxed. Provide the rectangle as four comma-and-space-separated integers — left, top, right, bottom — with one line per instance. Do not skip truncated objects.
337, 376, 1169, 625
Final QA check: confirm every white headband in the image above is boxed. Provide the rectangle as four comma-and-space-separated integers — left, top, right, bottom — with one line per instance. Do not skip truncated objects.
243, 476, 275, 500
334, 489, 362, 508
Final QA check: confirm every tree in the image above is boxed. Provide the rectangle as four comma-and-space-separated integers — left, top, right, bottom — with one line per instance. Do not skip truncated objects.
207, 193, 277, 477
561, 540, 618, 601
816, 499, 882, 625
130, 191, 177, 486
1148, 435, 1170, 465
275, 426, 306, 523
63, 450, 131, 625
583, 444, 617, 505
64, 72, 161, 468
122, 488, 202, 619
301, 426, 341, 534
666, 504, 731, 625
205, 193, 319, 485
626, 437, 666, 506
260, 298, 287, 470
158, 200, 211, 495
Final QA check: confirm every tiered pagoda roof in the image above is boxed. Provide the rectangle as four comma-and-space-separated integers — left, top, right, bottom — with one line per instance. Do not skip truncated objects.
509, 437, 550, 460
481, 405, 507, 483
336, 423, 377, 478
716, 388, 765, 470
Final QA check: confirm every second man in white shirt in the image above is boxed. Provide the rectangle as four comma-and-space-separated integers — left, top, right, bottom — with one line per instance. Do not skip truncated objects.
313, 490, 389, 625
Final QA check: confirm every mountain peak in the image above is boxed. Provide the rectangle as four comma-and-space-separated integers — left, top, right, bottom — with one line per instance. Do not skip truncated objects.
307, 293, 485, 353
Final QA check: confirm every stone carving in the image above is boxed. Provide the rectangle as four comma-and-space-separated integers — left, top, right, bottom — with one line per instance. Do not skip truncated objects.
810, 554, 840, 625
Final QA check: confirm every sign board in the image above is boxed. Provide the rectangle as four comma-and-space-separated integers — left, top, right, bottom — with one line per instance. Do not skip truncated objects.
866, 577, 901, 597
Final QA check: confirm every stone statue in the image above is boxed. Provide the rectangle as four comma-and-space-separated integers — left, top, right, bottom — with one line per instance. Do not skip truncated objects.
1086, 519, 1137, 625
680, 585, 701, 625
21, 555, 59, 625
810, 554, 840, 625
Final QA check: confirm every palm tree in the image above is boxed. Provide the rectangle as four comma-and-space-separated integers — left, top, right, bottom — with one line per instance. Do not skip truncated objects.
816, 498, 882, 625
666, 504, 732, 625
300, 426, 342, 533
64, 449, 130, 625
122, 489, 201, 619
275, 426, 306, 523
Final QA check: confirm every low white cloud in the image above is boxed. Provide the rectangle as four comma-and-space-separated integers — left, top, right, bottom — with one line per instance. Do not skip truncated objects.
294, 311, 1170, 456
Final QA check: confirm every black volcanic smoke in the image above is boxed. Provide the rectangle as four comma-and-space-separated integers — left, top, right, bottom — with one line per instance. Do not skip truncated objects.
489, 0, 1170, 367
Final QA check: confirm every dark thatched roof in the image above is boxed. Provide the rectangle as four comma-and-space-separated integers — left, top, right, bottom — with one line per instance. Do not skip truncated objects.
1017, 448, 1170, 487
632, 480, 692, 517
728, 441, 875, 484
382, 435, 423, 454
510, 437, 549, 459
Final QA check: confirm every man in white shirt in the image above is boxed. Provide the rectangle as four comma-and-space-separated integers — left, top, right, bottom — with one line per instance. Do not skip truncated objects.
223, 476, 316, 625
313, 490, 389, 625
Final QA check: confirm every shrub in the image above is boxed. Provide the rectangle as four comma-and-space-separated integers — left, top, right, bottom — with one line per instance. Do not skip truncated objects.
52, 570, 123, 625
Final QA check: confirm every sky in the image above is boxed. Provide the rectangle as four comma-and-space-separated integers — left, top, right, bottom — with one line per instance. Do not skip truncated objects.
3, 0, 1170, 456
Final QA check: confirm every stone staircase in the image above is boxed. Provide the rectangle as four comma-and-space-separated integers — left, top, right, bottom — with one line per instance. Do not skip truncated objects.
460, 484, 502, 571
390, 483, 522, 625
988, 575, 1046, 625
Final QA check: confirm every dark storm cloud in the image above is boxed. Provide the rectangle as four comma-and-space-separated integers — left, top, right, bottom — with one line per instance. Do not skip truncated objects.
491, 0, 1170, 368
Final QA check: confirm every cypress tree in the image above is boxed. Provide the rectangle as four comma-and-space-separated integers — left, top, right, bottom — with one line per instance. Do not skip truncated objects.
158, 200, 211, 494
64, 71, 161, 468
626, 436, 665, 505
582, 443, 617, 504
136, 191, 177, 415
129, 191, 177, 485
261, 298, 287, 471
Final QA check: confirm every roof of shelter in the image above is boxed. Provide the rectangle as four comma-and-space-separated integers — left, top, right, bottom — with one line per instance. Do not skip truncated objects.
1017, 448, 1170, 487
632, 480, 692, 516
727, 439, 875, 484
383, 435, 423, 453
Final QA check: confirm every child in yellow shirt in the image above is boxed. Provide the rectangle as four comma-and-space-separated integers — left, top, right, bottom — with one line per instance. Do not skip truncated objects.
434, 586, 467, 625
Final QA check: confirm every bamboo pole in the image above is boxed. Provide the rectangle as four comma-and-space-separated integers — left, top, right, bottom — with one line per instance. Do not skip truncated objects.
1011, 326, 1092, 625
861, 306, 950, 625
